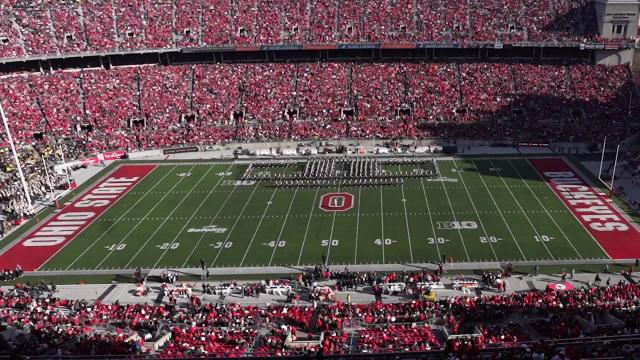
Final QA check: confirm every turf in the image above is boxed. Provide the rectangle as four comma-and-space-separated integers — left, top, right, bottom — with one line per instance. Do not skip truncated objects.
38, 158, 611, 271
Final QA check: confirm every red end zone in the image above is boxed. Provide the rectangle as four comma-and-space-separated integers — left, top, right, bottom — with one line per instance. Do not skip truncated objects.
530, 158, 640, 259
0, 165, 156, 271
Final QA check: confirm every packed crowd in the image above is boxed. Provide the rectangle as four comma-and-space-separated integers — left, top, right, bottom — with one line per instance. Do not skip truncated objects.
0, 265, 23, 282
358, 325, 440, 353
600, 151, 640, 211
0, 0, 619, 60
3, 280, 640, 358
0, 63, 636, 154
0, 146, 68, 237
621, 152, 640, 180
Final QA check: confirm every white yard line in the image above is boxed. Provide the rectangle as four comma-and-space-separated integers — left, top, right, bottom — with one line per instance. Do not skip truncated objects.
209, 182, 261, 267
324, 185, 341, 265
297, 188, 320, 266
420, 176, 442, 262
433, 160, 471, 262
513, 159, 585, 259
122, 165, 214, 269
452, 160, 499, 262
379, 186, 385, 264
181, 175, 242, 268
152, 164, 232, 268
471, 160, 527, 261
354, 186, 362, 264
93, 165, 197, 269
239, 188, 279, 266
399, 165, 414, 263
488, 159, 557, 260
64, 165, 176, 270
268, 187, 299, 266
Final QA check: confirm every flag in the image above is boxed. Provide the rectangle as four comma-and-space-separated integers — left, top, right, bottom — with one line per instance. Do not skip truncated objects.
546, 282, 574, 291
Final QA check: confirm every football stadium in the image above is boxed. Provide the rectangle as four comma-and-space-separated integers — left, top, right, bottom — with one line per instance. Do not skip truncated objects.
0, 0, 640, 358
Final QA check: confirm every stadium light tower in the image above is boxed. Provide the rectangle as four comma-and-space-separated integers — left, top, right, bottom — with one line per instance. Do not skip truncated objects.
0, 100, 32, 208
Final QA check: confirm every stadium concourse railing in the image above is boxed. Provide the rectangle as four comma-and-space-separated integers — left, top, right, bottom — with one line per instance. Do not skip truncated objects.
3, 333, 640, 359
0, 39, 633, 64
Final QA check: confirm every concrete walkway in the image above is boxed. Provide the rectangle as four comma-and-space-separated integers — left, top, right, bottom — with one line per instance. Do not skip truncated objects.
4, 272, 632, 307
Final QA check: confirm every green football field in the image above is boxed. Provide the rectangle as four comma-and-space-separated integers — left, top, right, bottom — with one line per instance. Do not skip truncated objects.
37, 157, 611, 271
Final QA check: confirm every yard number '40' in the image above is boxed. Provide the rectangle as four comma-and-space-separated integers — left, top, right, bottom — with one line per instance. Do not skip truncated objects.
374, 238, 395, 246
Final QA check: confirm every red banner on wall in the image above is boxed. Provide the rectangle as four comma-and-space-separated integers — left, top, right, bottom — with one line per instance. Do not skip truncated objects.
81, 157, 100, 166
102, 150, 126, 161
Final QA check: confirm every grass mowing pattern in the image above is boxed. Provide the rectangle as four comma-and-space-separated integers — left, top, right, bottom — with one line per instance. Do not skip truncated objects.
40, 158, 610, 271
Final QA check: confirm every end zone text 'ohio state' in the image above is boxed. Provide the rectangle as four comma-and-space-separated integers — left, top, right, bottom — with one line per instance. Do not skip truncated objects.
0, 165, 155, 270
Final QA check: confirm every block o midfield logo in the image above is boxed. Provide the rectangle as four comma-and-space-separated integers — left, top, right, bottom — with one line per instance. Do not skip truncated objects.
319, 192, 354, 212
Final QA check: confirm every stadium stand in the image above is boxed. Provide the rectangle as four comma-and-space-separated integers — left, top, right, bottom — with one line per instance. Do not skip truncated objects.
0, 0, 630, 60
0, 60, 637, 236
0, 1, 638, 357
0, 63, 635, 148
3, 282, 640, 357
0, 146, 67, 238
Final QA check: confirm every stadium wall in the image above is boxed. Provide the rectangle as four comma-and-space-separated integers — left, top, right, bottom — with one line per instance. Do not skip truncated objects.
595, 48, 635, 64
0, 46, 616, 75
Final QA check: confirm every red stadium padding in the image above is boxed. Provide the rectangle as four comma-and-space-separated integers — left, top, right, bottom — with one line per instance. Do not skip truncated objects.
0, 165, 156, 271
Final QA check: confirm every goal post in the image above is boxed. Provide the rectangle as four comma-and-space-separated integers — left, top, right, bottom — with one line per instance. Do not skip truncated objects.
598, 136, 606, 181
609, 144, 620, 197
597, 137, 621, 197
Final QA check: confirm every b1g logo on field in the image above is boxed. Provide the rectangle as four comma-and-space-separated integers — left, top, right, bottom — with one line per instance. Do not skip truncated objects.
438, 221, 478, 230
319, 193, 354, 212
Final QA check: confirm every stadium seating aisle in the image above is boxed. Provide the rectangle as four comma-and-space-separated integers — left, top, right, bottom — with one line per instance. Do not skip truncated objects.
0, 75, 44, 141
82, 0, 118, 51
174, 0, 201, 47
0, 7, 25, 58
12, 6, 59, 56
143, 0, 174, 49
113, 0, 147, 50
81, 67, 140, 151
3, 282, 640, 357
50, 2, 87, 54
28, 71, 83, 138
0, 0, 624, 59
